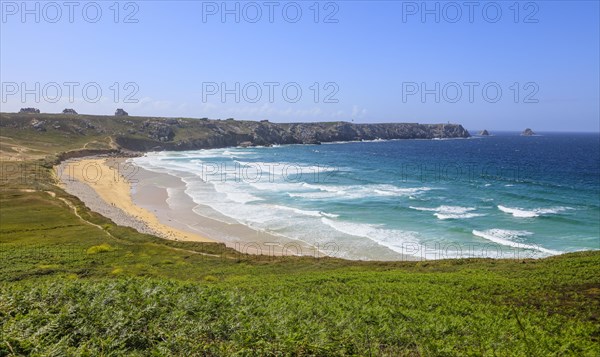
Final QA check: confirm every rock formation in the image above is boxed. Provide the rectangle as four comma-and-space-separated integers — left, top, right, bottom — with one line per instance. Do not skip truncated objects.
478, 130, 489, 136
30, 119, 46, 132
63, 109, 78, 115
521, 128, 535, 136
141, 120, 175, 142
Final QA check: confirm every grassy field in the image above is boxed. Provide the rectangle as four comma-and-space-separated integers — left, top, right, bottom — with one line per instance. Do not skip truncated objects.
0, 116, 599, 355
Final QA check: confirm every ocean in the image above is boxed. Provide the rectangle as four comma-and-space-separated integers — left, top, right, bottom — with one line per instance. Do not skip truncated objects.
131, 132, 600, 260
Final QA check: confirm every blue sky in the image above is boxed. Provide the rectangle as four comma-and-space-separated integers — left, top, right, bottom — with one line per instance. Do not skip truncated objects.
1, 0, 599, 131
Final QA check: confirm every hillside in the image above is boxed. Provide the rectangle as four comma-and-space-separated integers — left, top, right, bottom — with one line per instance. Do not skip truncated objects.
0, 112, 470, 157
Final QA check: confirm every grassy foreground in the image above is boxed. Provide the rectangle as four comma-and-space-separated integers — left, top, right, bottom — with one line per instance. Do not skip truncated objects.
1, 118, 599, 355
1, 255, 598, 356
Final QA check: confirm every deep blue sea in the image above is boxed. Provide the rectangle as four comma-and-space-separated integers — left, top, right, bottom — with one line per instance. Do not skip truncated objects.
133, 132, 600, 260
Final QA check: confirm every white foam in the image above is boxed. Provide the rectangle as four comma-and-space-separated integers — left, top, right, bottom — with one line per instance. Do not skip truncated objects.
248, 181, 307, 192
498, 205, 573, 218
234, 161, 338, 174
164, 187, 178, 208
435, 213, 485, 220
321, 218, 421, 252
409, 205, 485, 219
472, 229, 562, 255
272, 205, 323, 217
288, 191, 337, 199
224, 150, 253, 156
169, 176, 349, 251
301, 183, 343, 193
321, 212, 340, 218
212, 182, 264, 204
271, 206, 340, 219
293, 184, 433, 200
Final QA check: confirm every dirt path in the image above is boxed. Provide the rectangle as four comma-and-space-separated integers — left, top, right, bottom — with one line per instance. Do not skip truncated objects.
18, 188, 225, 258
48, 190, 116, 239
80, 136, 116, 150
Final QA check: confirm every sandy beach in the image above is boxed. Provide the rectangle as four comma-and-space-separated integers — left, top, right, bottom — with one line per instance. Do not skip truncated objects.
56, 156, 332, 257
56, 157, 214, 243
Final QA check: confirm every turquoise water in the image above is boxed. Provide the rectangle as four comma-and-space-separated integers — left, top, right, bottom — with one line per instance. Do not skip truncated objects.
133, 133, 600, 260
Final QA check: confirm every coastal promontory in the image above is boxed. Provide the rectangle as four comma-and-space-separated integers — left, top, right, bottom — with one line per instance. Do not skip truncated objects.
0, 112, 471, 153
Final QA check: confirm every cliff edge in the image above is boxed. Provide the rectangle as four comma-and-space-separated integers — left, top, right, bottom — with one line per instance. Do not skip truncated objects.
1, 113, 471, 152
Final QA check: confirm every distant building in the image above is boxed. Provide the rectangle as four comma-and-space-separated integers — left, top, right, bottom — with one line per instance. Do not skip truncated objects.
115, 108, 128, 116
19, 108, 40, 114
63, 108, 78, 115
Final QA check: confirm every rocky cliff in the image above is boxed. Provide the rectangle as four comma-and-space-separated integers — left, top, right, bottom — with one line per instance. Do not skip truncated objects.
115, 120, 471, 151
1, 113, 471, 152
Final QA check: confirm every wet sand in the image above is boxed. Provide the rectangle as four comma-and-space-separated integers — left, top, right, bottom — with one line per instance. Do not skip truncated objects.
56, 157, 213, 242
56, 157, 327, 256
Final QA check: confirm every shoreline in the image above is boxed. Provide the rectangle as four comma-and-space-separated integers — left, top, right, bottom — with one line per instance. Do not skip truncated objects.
130, 162, 335, 256
51, 151, 596, 261
55, 156, 344, 257
56, 157, 214, 243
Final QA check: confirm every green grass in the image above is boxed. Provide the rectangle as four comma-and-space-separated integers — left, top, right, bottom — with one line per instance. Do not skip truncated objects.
86, 243, 115, 255
0, 122, 599, 355
1, 255, 599, 356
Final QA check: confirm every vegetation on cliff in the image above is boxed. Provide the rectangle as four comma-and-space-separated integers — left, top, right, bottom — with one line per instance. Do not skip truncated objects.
1, 112, 470, 154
